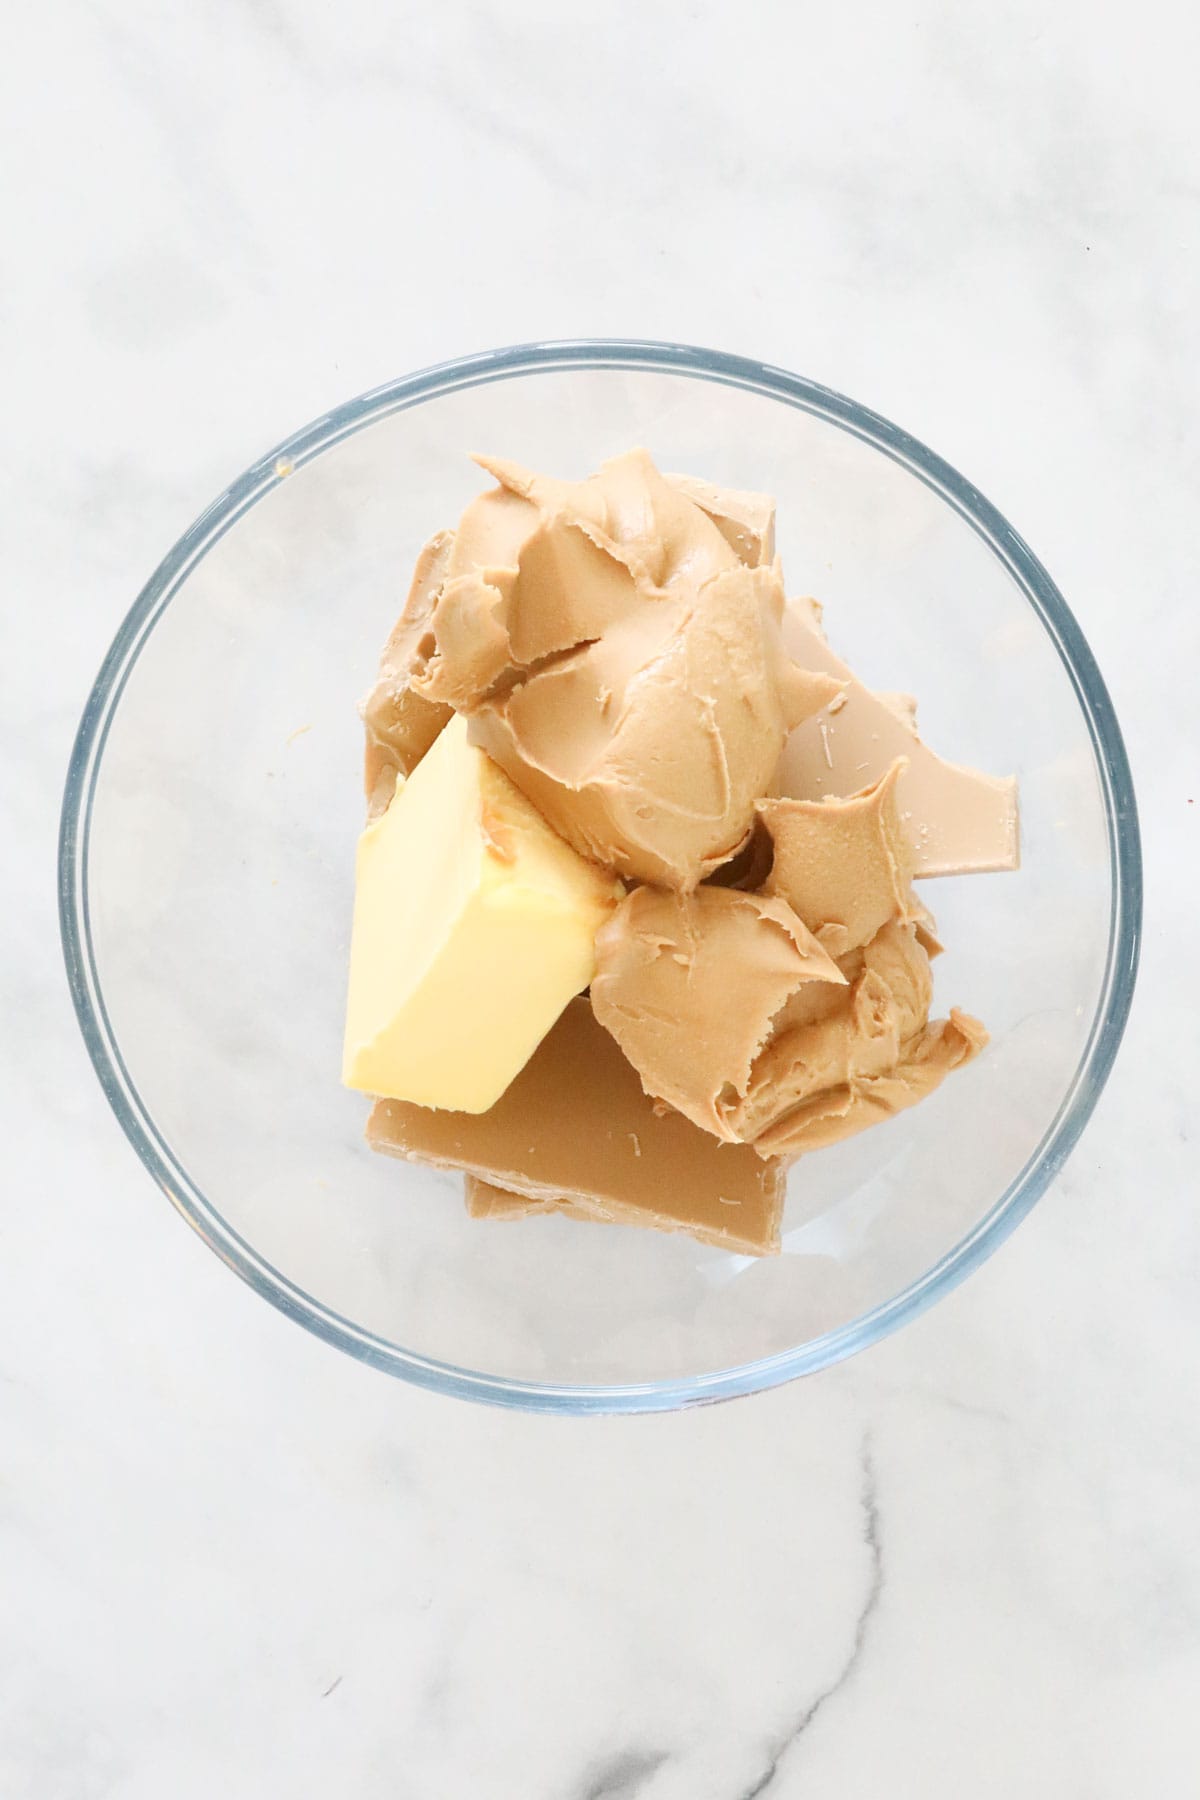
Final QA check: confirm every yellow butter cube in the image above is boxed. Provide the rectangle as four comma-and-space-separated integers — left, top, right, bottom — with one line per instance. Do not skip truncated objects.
343, 714, 623, 1112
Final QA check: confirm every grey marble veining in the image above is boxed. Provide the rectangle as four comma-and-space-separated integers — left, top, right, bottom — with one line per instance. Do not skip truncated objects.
3, 1, 1197, 1794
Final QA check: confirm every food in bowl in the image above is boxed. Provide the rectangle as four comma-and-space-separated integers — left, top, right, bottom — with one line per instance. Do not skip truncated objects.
344, 450, 1018, 1254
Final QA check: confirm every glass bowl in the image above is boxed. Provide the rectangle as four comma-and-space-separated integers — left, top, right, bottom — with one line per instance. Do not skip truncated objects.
59, 340, 1141, 1413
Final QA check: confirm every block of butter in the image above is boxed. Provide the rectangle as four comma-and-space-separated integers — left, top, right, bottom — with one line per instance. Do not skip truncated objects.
343, 714, 622, 1112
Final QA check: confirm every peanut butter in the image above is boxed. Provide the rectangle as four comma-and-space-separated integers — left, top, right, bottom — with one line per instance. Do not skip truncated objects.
361, 530, 455, 817
758, 760, 915, 958
753, 1010, 988, 1157
591, 886, 845, 1144
591, 764, 986, 1157
663, 472, 776, 567
369, 448, 839, 888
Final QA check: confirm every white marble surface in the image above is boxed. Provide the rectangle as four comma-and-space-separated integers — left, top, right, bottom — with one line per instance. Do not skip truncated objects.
4, 1, 1197, 1793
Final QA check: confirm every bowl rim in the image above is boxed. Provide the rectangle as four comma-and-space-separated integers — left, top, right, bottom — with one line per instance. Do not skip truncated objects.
59, 337, 1143, 1414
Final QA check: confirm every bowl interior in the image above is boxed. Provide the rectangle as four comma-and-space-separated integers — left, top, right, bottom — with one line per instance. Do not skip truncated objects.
68, 349, 1133, 1406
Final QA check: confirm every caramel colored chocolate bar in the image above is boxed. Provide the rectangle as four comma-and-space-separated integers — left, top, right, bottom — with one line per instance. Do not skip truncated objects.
463, 1175, 730, 1239
464, 1179, 595, 1224
776, 598, 1019, 878
367, 999, 786, 1255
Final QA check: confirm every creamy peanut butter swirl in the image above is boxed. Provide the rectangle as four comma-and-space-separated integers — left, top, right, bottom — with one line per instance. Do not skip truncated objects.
367, 448, 841, 888
592, 762, 987, 1159
591, 886, 845, 1144
758, 759, 915, 958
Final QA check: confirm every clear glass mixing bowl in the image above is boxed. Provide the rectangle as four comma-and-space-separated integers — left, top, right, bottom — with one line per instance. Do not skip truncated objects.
59, 341, 1141, 1412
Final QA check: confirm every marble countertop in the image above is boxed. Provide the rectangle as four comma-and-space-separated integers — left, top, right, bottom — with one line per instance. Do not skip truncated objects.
5, 2, 1195, 1794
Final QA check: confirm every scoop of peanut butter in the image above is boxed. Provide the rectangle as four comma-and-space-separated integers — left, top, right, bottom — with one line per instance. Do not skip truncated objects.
380, 448, 841, 888
361, 530, 456, 817
592, 763, 986, 1157
758, 759, 915, 958
591, 886, 846, 1143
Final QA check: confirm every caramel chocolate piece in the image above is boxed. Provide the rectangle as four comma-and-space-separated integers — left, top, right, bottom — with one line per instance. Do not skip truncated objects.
776, 598, 1019, 877
367, 998, 786, 1255
464, 1180, 593, 1223
465, 1180, 620, 1228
